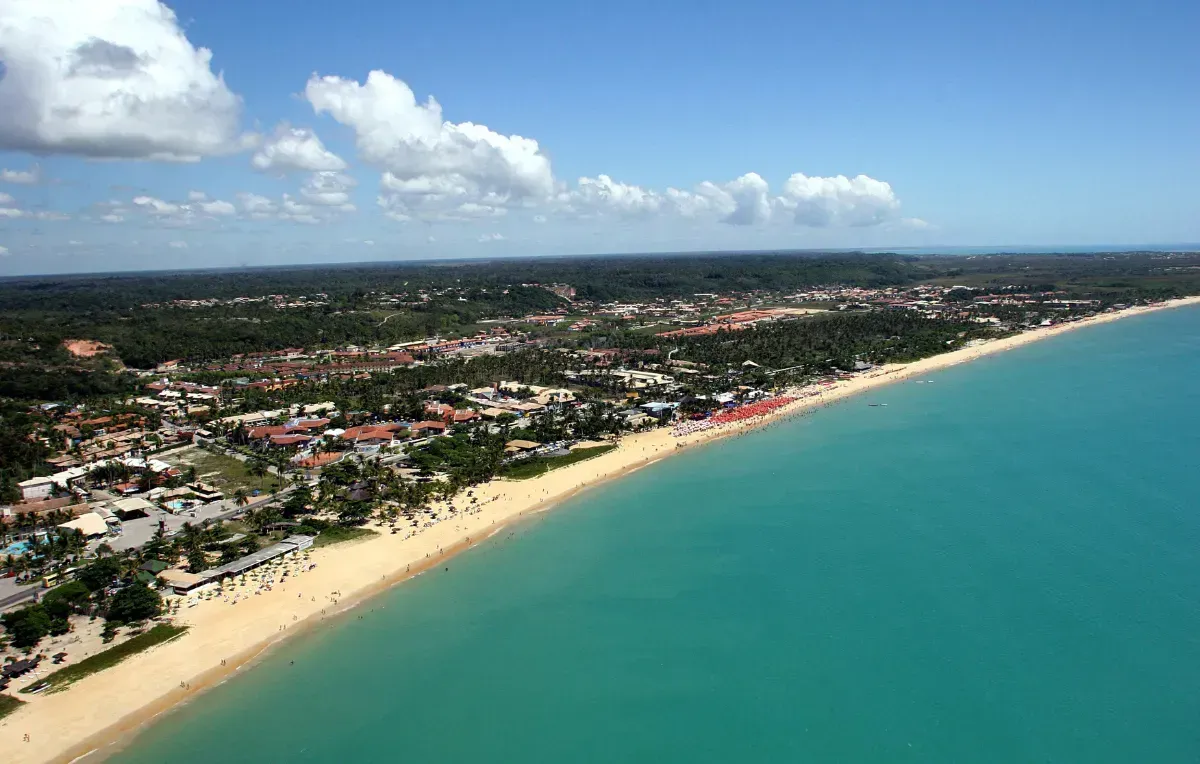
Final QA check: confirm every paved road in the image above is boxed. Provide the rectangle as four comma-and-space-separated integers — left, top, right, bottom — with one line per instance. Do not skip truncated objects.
101, 489, 290, 553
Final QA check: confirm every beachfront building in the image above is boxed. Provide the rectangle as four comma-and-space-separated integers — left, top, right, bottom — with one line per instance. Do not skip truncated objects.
198, 534, 315, 584
159, 569, 218, 596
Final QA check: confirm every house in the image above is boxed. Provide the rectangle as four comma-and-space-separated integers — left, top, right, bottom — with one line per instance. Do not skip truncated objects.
504, 439, 541, 454
159, 569, 215, 595
112, 496, 156, 519
411, 421, 447, 436
58, 512, 110, 539
452, 409, 481, 423
269, 433, 313, 448
18, 476, 54, 502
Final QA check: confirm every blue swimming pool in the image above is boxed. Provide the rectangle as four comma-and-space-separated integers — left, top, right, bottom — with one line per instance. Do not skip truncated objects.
2, 540, 32, 556
164, 500, 188, 511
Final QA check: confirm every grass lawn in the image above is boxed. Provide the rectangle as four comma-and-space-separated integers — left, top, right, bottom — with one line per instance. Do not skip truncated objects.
166, 446, 277, 495
500, 444, 616, 480
21, 623, 188, 694
312, 526, 378, 548
0, 693, 23, 719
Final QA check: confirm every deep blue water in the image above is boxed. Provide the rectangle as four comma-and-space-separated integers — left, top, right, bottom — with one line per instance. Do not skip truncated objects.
113, 305, 1200, 763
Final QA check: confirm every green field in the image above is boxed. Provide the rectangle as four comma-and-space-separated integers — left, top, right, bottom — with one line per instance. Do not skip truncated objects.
500, 444, 616, 480
312, 527, 378, 548
165, 447, 277, 495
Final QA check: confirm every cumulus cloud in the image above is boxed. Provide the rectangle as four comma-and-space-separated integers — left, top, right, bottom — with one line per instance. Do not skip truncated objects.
252, 123, 346, 173
478, 232, 505, 242
306, 70, 553, 221
0, 245, 9, 256
197, 199, 235, 216
0, 0, 247, 160
1, 165, 40, 184
101, 213, 124, 223
0, 199, 69, 220
234, 190, 341, 224
776, 173, 900, 227
301, 171, 356, 208
556, 171, 902, 228
236, 192, 276, 219
167, 240, 187, 248
125, 193, 236, 224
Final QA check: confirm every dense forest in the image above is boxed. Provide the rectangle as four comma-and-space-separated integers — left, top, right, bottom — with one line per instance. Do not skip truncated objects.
0, 250, 1196, 369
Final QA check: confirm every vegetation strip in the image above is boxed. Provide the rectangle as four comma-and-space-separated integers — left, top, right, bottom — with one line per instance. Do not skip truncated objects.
500, 444, 617, 480
0, 693, 24, 720
20, 624, 188, 694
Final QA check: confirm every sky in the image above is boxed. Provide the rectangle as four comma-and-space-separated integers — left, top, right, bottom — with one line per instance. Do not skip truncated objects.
0, 0, 1197, 276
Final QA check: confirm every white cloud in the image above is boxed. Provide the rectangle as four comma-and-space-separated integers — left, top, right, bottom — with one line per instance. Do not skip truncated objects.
187, 190, 208, 202
301, 171, 356, 208
554, 171, 902, 229
132, 195, 181, 216
0, 245, 9, 256
478, 232, 505, 242
776, 173, 900, 227
168, 240, 187, 248
307, 70, 553, 221
1, 165, 40, 184
568, 175, 662, 217
68, 239, 82, 245
101, 213, 124, 223
252, 123, 346, 173
236, 192, 277, 218
128, 193, 236, 223
0, 0, 247, 160
0, 204, 69, 220
532, 214, 546, 224
0, 192, 14, 206
197, 199, 236, 216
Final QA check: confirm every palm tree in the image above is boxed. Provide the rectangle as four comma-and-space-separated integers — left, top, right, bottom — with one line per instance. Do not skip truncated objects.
232, 488, 249, 508
247, 459, 269, 480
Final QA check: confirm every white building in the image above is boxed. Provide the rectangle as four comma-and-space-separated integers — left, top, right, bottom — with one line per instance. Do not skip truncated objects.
18, 476, 54, 502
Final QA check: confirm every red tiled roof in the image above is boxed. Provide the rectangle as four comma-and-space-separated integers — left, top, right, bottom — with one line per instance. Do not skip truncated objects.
270, 434, 313, 446
295, 452, 344, 468
248, 425, 289, 439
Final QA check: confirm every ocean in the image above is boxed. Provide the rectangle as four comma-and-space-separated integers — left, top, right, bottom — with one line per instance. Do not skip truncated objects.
113, 305, 1200, 763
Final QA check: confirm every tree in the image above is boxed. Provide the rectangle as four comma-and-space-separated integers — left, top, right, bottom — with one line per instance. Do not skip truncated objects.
187, 547, 209, 574
106, 582, 163, 624
78, 556, 122, 592
233, 487, 249, 508
1, 604, 52, 650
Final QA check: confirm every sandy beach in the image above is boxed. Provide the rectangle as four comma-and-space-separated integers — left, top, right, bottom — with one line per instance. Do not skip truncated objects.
2, 295, 1198, 764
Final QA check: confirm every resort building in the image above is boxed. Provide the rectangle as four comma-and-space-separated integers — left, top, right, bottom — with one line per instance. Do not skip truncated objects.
198, 535, 315, 583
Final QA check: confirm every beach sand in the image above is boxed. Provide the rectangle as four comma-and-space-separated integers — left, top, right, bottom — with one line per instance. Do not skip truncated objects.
2, 296, 1198, 764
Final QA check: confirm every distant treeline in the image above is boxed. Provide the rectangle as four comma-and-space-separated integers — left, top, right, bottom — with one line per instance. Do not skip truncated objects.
0, 251, 1197, 368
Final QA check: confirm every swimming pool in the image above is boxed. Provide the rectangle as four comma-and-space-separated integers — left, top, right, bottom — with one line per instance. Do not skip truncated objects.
2, 540, 32, 556
164, 500, 188, 511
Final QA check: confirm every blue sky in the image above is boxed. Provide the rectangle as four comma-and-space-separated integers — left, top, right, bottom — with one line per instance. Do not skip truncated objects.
0, 0, 1197, 275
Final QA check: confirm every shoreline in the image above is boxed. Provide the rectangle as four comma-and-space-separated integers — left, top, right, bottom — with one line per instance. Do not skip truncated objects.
4, 296, 1198, 764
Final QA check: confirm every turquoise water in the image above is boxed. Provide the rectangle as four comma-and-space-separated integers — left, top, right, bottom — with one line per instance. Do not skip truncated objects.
114, 307, 1200, 763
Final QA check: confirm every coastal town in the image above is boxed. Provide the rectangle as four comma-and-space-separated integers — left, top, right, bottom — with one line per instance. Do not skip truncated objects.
0, 262, 1194, 762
